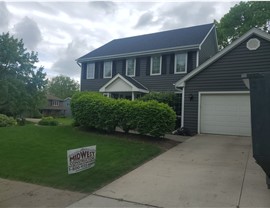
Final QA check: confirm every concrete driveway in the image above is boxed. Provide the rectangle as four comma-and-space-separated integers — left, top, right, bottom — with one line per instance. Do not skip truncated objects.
69, 134, 270, 207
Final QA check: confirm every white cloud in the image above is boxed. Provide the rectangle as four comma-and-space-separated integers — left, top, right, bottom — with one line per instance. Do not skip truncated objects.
2, 1, 238, 81
13, 16, 42, 50
0, 2, 11, 32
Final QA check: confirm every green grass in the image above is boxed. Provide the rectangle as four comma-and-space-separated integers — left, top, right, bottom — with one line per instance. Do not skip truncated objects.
0, 124, 161, 193
54, 117, 74, 126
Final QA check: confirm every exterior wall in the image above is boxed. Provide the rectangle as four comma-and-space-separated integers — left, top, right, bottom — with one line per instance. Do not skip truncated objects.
184, 35, 270, 134
81, 51, 197, 92
199, 28, 218, 65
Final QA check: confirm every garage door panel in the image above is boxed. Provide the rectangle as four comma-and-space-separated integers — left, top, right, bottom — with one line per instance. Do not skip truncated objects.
200, 94, 251, 136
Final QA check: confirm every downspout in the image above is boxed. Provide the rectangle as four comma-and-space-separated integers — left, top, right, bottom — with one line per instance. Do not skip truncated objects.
76, 61, 82, 91
175, 83, 185, 128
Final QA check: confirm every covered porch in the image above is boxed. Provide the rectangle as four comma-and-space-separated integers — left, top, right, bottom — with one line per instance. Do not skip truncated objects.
99, 74, 149, 100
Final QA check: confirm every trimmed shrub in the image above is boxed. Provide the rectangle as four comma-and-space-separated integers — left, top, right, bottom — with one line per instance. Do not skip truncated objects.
38, 116, 59, 126
138, 92, 177, 108
71, 92, 118, 132
72, 92, 176, 137
0, 114, 17, 127
135, 100, 176, 137
116, 99, 138, 133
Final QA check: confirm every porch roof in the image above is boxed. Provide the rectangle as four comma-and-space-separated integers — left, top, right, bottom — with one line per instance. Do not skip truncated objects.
99, 74, 149, 93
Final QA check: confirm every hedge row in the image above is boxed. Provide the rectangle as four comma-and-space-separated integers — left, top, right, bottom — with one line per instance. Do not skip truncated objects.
38, 117, 59, 126
71, 92, 176, 137
0, 114, 16, 127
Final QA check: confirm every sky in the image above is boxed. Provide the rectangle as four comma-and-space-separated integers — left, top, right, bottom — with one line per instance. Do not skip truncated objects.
0, 1, 238, 82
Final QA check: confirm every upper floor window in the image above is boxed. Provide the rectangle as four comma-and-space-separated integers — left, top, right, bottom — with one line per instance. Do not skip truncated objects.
175, 53, 187, 74
151, 55, 161, 75
52, 100, 59, 106
126, 58, 136, 77
87, 63, 95, 79
104, 61, 112, 78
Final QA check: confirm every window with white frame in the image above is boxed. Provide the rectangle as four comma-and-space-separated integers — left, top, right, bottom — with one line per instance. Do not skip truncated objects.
86, 63, 95, 79
151, 55, 161, 75
52, 100, 59, 106
104, 61, 112, 78
175, 53, 187, 74
126, 58, 136, 77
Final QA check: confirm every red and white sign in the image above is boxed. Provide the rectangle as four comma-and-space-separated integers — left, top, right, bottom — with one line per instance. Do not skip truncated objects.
67, 146, 96, 174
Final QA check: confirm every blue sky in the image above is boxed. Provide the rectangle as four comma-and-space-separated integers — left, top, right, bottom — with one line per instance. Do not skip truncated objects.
0, 1, 238, 81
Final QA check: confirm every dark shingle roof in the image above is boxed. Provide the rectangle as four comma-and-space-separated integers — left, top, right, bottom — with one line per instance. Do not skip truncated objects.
77, 23, 214, 62
122, 75, 148, 91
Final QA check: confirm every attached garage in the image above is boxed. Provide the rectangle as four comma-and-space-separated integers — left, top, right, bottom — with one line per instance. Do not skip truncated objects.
175, 28, 270, 135
199, 92, 251, 136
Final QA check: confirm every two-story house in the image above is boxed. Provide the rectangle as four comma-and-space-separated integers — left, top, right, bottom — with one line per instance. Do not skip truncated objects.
40, 95, 70, 117
76, 23, 218, 104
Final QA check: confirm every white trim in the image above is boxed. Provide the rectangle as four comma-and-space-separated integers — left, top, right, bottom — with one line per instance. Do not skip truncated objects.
150, 55, 162, 76
199, 24, 216, 50
103, 61, 112, 78
175, 28, 270, 87
77, 45, 199, 62
181, 87, 185, 128
174, 53, 187, 74
99, 73, 149, 93
86, 63, 95, 79
197, 91, 250, 134
196, 51, 199, 67
126, 58, 136, 77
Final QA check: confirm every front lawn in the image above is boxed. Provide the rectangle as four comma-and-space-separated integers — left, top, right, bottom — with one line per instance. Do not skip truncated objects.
0, 124, 162, 193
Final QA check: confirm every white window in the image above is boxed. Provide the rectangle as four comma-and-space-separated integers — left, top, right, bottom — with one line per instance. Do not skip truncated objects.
175, 53, 187, 74
87, 63, 95, 79
52, 100, 59, 106
151, 55, 161, 75
104, 61, 112, 78
126, 59, 136, 77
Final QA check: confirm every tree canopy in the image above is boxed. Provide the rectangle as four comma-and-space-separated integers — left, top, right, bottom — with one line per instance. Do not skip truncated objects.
0, 32, 47, 117
216, 1, 270, 48
47, 75, 79, 99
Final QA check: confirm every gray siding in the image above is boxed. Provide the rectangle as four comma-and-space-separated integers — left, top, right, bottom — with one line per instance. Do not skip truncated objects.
184, 35, 270, 134
81, 51, 197, 92
199, 28, 218, 65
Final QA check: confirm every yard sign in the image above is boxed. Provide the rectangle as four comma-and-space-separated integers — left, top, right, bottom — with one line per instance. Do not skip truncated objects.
67, 146, 96, 174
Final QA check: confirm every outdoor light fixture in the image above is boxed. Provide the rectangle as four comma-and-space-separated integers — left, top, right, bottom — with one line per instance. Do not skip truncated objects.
189, 94, 193, 101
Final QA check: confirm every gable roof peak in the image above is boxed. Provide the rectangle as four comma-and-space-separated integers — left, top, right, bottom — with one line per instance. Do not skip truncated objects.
174, 27, 270, 87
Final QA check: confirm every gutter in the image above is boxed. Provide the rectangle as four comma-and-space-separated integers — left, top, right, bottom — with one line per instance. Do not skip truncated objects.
76, 44, 200, 63
76, 61, 81, 67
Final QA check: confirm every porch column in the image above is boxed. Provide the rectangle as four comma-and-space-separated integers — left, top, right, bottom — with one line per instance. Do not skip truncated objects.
131, 92, 135, 101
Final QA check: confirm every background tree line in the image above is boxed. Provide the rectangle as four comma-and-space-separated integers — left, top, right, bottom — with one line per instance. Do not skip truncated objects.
0, 33, 79, 118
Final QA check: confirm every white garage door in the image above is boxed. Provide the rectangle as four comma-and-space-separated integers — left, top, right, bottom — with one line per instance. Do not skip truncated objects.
200, 93, 251, 136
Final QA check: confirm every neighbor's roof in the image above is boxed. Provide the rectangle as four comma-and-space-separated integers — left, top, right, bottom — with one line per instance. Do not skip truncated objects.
174, 28, 270, 88
77, 23, 215, 62
46, 94, 63, 101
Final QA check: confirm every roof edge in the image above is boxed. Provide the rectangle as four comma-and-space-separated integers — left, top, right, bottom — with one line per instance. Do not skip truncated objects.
174, 28, 270, 87
76, 45, 199, 63
199, 24, 216, 50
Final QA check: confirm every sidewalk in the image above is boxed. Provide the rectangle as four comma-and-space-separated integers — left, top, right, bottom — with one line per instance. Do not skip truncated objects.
69, 134, 270, 207
0, 179, 86, 207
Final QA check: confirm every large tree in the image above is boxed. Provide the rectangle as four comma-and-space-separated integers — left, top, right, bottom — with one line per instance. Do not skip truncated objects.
0, 32, 47, 117
47, 75, 79, 99
216, 1, 270, 48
